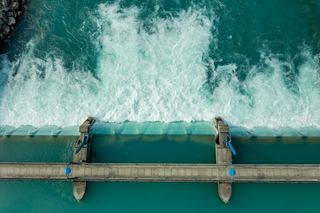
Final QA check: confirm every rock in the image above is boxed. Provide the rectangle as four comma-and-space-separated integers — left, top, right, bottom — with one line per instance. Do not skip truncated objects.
2, 6, 9, 12
1, 0, 9, 7
6, 11, 14, 17
3, 26, 10, 35
0, 0, 27, 44
7, 17, 15, 25
11, 2, 20, 10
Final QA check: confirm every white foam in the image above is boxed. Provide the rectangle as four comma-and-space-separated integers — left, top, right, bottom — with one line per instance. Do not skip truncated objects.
93, 4, 213, 123
0, 3, 319, 129
210, 51, 320, 128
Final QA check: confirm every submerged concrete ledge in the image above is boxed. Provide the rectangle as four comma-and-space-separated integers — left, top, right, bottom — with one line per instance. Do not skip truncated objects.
1, 121, 320, 137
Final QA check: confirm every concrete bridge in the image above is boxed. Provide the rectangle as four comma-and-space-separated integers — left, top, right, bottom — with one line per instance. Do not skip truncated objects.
0, 117, 320, 203
0, 163, 319, 183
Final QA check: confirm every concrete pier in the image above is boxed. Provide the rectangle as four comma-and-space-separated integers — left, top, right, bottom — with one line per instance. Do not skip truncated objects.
0, 163, 319, 182
72, 117, 95, 201
215, 117, 233, 203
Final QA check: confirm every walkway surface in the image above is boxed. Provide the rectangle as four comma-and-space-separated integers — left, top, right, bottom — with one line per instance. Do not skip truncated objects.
0, 163, 319, 182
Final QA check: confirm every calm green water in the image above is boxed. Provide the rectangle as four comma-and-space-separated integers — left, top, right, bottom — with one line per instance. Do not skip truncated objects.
0, 135, 320, 213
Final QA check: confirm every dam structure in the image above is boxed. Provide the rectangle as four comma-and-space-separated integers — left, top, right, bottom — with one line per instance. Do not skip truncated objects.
0, 118, 320, 203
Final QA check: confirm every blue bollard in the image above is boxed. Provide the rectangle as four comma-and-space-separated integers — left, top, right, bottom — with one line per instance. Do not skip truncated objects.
228, 167, 236, 177
64, 166, 72, 176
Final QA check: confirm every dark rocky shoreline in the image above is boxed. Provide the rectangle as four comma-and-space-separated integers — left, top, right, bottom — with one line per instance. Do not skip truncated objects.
0, 0, 26, 45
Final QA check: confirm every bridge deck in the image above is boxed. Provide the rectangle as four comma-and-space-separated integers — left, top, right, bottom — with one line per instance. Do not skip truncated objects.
0, 163, 319, 183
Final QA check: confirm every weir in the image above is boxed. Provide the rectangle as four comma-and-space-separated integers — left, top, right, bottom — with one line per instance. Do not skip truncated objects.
0, 117, 320, 204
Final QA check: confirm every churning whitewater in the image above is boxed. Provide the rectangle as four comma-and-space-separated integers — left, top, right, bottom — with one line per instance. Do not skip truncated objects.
0, 3, 319, 128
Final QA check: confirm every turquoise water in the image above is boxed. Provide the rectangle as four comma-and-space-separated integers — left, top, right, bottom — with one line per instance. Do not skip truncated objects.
1, 134, 320, 212
0, 0, 319, 127
0, 0, 320, 212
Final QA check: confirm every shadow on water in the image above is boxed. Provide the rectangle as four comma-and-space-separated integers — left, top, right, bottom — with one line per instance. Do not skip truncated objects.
91, 134, 320, 164
0, 136, 75, 162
